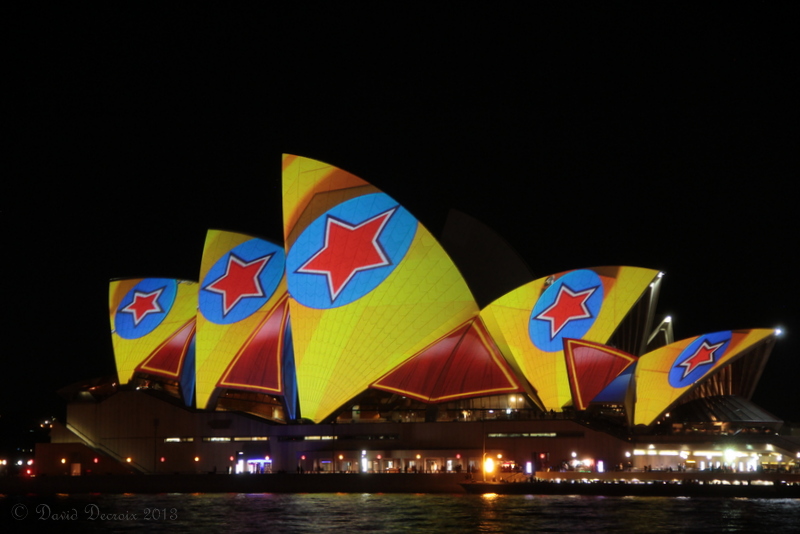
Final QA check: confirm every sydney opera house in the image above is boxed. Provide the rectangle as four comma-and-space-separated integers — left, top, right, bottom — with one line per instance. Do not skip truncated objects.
37, 155, 797, 478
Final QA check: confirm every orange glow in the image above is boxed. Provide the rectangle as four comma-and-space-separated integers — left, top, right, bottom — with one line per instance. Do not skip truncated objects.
484, 457, 495, 474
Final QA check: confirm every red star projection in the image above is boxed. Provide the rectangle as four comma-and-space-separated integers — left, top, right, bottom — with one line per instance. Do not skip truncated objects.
535, 284, 598, 339
678, 340, 725, 379
120, 288, 164, 326
298, 208, 395, 301
205, 253, 272, 316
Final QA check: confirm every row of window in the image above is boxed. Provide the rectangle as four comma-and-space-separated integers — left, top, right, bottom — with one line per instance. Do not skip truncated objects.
164, 432, 579, 444
487, 432, 584, 438
163, 432, 587, 444
163, 437, 270, 443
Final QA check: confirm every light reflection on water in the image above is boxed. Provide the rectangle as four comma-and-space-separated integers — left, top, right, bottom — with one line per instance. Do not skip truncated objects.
3, 492, 799, 533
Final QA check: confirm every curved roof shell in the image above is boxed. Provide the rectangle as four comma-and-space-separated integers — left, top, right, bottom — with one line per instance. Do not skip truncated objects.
109, 278, 197, 402
633, 329, 776, 427
481, 266, 659, 411
282, 155, 478, 422
195, 230, 290, 410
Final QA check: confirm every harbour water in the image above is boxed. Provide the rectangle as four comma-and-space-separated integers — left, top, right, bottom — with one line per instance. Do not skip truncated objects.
4, 493, 799, 533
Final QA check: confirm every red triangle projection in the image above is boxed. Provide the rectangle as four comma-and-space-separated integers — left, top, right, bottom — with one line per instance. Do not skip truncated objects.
218, 296, 289, 395
373, 319, 523, 402
563, 338, 636, 411
137, 319, 196, 379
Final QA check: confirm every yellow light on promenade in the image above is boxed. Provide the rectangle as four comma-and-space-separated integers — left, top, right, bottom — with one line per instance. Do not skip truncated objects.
484, 457, 495, 474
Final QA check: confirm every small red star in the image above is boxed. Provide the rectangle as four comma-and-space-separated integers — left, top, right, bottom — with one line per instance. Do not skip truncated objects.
120, 288, 164, 326
678, 340, 725, 379
205, 253, 272, 315
298, 208, 396, 301
535, 284, 598, 339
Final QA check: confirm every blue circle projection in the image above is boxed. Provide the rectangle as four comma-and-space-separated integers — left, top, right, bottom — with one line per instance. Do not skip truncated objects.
668, 331, 732, 388
529, 269, 604, 352
115, 278, 177, 339
200, 239, 285, 325
287, 193, 417, 309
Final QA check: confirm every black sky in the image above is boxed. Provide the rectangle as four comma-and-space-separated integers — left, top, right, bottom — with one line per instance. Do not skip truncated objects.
6, 4, 798, 424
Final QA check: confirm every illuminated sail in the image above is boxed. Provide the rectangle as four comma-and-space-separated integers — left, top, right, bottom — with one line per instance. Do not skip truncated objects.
372, 318, 523, 403
283, 155, 478, 422
633, 329, 776, 427
481, 266, 659, 411
563, 338, 637, 411
110, 278, 198, 399
195, 230, 290, 411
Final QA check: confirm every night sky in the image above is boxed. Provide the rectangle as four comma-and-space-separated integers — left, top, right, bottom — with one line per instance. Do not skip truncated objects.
6, 5, 798, 430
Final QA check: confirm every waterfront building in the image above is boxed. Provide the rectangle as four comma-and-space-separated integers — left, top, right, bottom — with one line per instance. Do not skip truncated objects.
35, 155, 798, 478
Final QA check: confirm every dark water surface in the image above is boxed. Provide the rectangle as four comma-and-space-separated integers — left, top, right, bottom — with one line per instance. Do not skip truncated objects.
3, 493, 799, 532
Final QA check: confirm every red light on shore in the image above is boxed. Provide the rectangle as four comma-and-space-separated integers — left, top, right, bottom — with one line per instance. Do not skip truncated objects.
160, 457, 166, 463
